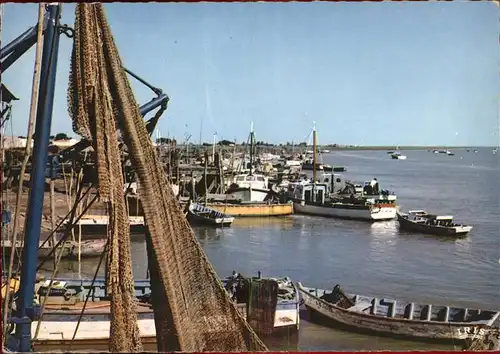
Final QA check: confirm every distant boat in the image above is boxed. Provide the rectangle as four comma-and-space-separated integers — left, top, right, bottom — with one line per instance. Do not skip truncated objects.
391, 152, 407, 160
391, 146, 406, 160
186, 202, 234, 227
298, 282, 500, 344
397, 210, 472, 237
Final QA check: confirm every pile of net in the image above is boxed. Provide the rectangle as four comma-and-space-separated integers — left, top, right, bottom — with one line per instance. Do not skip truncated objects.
67, 3, 268, 352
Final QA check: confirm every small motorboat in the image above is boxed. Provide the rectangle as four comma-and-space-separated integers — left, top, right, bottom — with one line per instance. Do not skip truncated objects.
186, 202, 234, 227
391, 152, 407, 160
397, 210, 472, 236
297, 282, 500, 344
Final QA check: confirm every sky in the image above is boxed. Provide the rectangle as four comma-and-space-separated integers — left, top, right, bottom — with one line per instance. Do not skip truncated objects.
2, 2, 499, 146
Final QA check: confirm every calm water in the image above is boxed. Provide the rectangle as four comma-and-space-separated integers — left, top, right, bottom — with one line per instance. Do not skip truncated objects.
53, 148, 499, 351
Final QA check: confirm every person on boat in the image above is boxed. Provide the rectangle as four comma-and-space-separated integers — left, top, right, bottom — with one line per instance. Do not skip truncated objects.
370, 178, 379, 195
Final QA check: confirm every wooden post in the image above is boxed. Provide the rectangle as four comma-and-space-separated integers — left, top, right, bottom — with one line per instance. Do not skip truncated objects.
313, 121, 317, 184
204, 151, 208, 205
2, 3, 45, 343
49, 177, 56, 268
191, 171, 196, 201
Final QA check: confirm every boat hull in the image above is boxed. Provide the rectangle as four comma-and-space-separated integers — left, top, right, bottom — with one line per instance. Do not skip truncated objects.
226, 187, 270, 203
298, 284, 497, 343
17, 276, 299, 351
206, 202, 294, 217
397, 213, 472, 236
293, 201, 396, 221
186, 204, 234, 227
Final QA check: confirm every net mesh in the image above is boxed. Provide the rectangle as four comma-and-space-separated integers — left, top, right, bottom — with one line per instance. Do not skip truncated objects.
67, 3, 268, 352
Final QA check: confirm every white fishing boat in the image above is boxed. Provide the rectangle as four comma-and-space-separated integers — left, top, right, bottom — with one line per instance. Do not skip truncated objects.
290, 182, 397, 221
288, 125, 396, 221
226, 173, 271, 202
225, 123, 272, 202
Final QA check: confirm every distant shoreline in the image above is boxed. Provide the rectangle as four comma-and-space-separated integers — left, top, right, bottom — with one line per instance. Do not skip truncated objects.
318, 146, 492, 151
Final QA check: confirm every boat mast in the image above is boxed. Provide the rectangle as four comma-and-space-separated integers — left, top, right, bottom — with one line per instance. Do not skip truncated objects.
212, 132, 216, 163
313, 121, 317, 184
249, 121, 254, 176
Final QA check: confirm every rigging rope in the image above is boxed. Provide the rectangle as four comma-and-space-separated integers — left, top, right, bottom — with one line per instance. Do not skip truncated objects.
68, 3, 267, 352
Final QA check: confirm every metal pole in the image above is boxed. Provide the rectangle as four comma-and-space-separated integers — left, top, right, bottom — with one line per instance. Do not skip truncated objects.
15, 4, 61, 352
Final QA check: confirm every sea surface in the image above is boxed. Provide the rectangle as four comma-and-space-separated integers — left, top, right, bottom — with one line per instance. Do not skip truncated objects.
52, 148, 499, 351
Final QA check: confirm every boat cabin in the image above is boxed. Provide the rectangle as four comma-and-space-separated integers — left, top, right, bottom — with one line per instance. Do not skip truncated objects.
233, 173, 268, 190
316, 173, 346, 194
426, 215, 455, 227
290, 183, 328, 204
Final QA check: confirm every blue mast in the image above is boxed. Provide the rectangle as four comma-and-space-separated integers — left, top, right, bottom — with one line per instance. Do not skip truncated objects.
14, 4, 61, 352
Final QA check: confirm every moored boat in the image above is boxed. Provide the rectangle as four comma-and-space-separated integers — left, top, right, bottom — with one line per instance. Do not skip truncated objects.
186, 202, 234, 227
2, 273, 299, 351
289, 182, 397, 221
205, 201, 294, 217
297, 282, 500, 344
397, 210, 473, 237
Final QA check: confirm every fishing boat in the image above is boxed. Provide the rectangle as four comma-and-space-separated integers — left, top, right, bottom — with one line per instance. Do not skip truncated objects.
297, 282, 500, 344
186, 202, 234, 227
226, 173, 271, 202
290, 182, 397, 221
397, 210, 473, 237
226, 123, 272, 203
1, 273, 299, 351
290, 125, 396, 221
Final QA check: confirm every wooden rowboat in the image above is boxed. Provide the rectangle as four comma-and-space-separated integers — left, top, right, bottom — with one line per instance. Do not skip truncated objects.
186, 202, 234, 227
297, 282, 499, 344
397, 210, 473, 237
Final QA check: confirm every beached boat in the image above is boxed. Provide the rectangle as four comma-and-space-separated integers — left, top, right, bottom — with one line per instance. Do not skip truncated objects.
297, 282, 500, 344
2, 273, 298, 351
397, 210, 473, 237
186, 202, 234, 227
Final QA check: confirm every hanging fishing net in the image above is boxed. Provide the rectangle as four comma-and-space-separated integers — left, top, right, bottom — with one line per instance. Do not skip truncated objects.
67, 3, 268, 352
